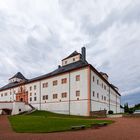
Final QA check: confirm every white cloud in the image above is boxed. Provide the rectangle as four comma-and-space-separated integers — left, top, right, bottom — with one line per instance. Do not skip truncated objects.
0, 0, 140, 102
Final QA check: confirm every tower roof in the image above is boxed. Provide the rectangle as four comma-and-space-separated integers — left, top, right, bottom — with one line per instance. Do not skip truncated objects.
9, 72, 26, 80
62, 51, 81, 61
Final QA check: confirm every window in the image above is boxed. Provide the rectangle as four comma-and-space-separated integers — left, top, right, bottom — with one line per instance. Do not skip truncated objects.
104, 85, 106, 90
34, 85, 36, 90
97, 79, 99, 85
42, 95, 48, 100
61, 78, 67, 84
46, 95, 48, 100
53, 80, 58, 86
65, 61, 67, 64
73, 58, 75, 61
104, 96, 106, 101
93, 76, 95, 82
4, 93, 7, 96
53, 94, 58, 99
30, 97, 32, 101
30, 93, 32, 96
93, 91, 95, 96
76, 91, 80, 97
30, 86, 32, 91
1, 94, 3, 97
102, 83, 103, 88
97, 93, 99, 98
43, 82, 48, 88
61, 92, 67, 98
34, 93, 36, 95
34, 97, 37, 101
43, 95, 46, 100
102, 95, 103, 100
76, 75, 80, 81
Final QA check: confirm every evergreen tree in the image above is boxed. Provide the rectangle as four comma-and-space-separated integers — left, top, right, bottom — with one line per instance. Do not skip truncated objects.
124, 103, 129, 113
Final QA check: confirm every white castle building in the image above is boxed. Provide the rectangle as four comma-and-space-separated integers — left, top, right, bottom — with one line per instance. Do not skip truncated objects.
0, 47, 121, 116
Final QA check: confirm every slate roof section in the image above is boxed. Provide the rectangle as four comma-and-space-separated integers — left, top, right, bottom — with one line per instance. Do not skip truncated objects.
9, 72, 27, 80
0, 60, 88, 91
29, 60, 88, 82
62, 51, 81, 61
0, 60, 120, 96
0, 82, 21, 91
110, 84, 118, 89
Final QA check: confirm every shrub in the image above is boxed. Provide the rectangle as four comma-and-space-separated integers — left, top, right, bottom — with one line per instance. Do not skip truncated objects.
108, 110, 113, 114
128, 108, 134, 114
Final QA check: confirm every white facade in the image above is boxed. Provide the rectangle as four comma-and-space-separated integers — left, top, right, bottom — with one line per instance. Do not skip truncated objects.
26, 68, 88, 116
0, 101, 32, 115
90, 70, 121, 113
0, 48, 121, 116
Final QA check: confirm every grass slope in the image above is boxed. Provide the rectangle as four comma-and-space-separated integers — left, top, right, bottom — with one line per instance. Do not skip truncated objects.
9, 111, 113, 133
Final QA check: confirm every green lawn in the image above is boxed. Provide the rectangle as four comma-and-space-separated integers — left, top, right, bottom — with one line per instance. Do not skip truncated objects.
9, 111, 113, 133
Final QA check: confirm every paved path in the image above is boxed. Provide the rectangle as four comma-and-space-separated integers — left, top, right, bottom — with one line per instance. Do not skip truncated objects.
0, 115, 13, 134
0, 115, 140, 140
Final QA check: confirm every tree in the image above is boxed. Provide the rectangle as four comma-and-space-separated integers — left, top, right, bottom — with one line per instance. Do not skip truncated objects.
134, 103, 140, 110
124, 103, 129, 113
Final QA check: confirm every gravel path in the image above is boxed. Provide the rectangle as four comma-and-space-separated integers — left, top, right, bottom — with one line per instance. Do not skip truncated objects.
0, 115, 140, 140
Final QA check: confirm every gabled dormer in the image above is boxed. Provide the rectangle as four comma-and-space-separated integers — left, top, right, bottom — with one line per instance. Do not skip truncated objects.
62, 47, 86, 66
9, 72, 27, 83
100, 72, 109, 81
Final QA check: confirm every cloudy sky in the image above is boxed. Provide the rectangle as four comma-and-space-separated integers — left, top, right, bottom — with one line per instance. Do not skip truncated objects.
0, 0, 140, 105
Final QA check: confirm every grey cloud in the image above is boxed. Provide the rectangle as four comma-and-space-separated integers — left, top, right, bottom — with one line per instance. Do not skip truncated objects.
79, 1, 140, 37
122, 91, 140, 105
0, 0, 140, 105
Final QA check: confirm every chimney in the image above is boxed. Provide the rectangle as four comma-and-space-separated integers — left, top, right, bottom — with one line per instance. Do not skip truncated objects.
58, 65, 61, 68
81, 47, 86, 61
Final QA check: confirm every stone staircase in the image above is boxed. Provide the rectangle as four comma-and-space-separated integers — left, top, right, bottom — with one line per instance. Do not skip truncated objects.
19, 103, 36, 115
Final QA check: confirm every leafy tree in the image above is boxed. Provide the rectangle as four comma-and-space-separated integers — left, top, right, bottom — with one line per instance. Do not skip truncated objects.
134, 103, 140, 110
124, 103, 140, 114
128, 108, 134, 114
